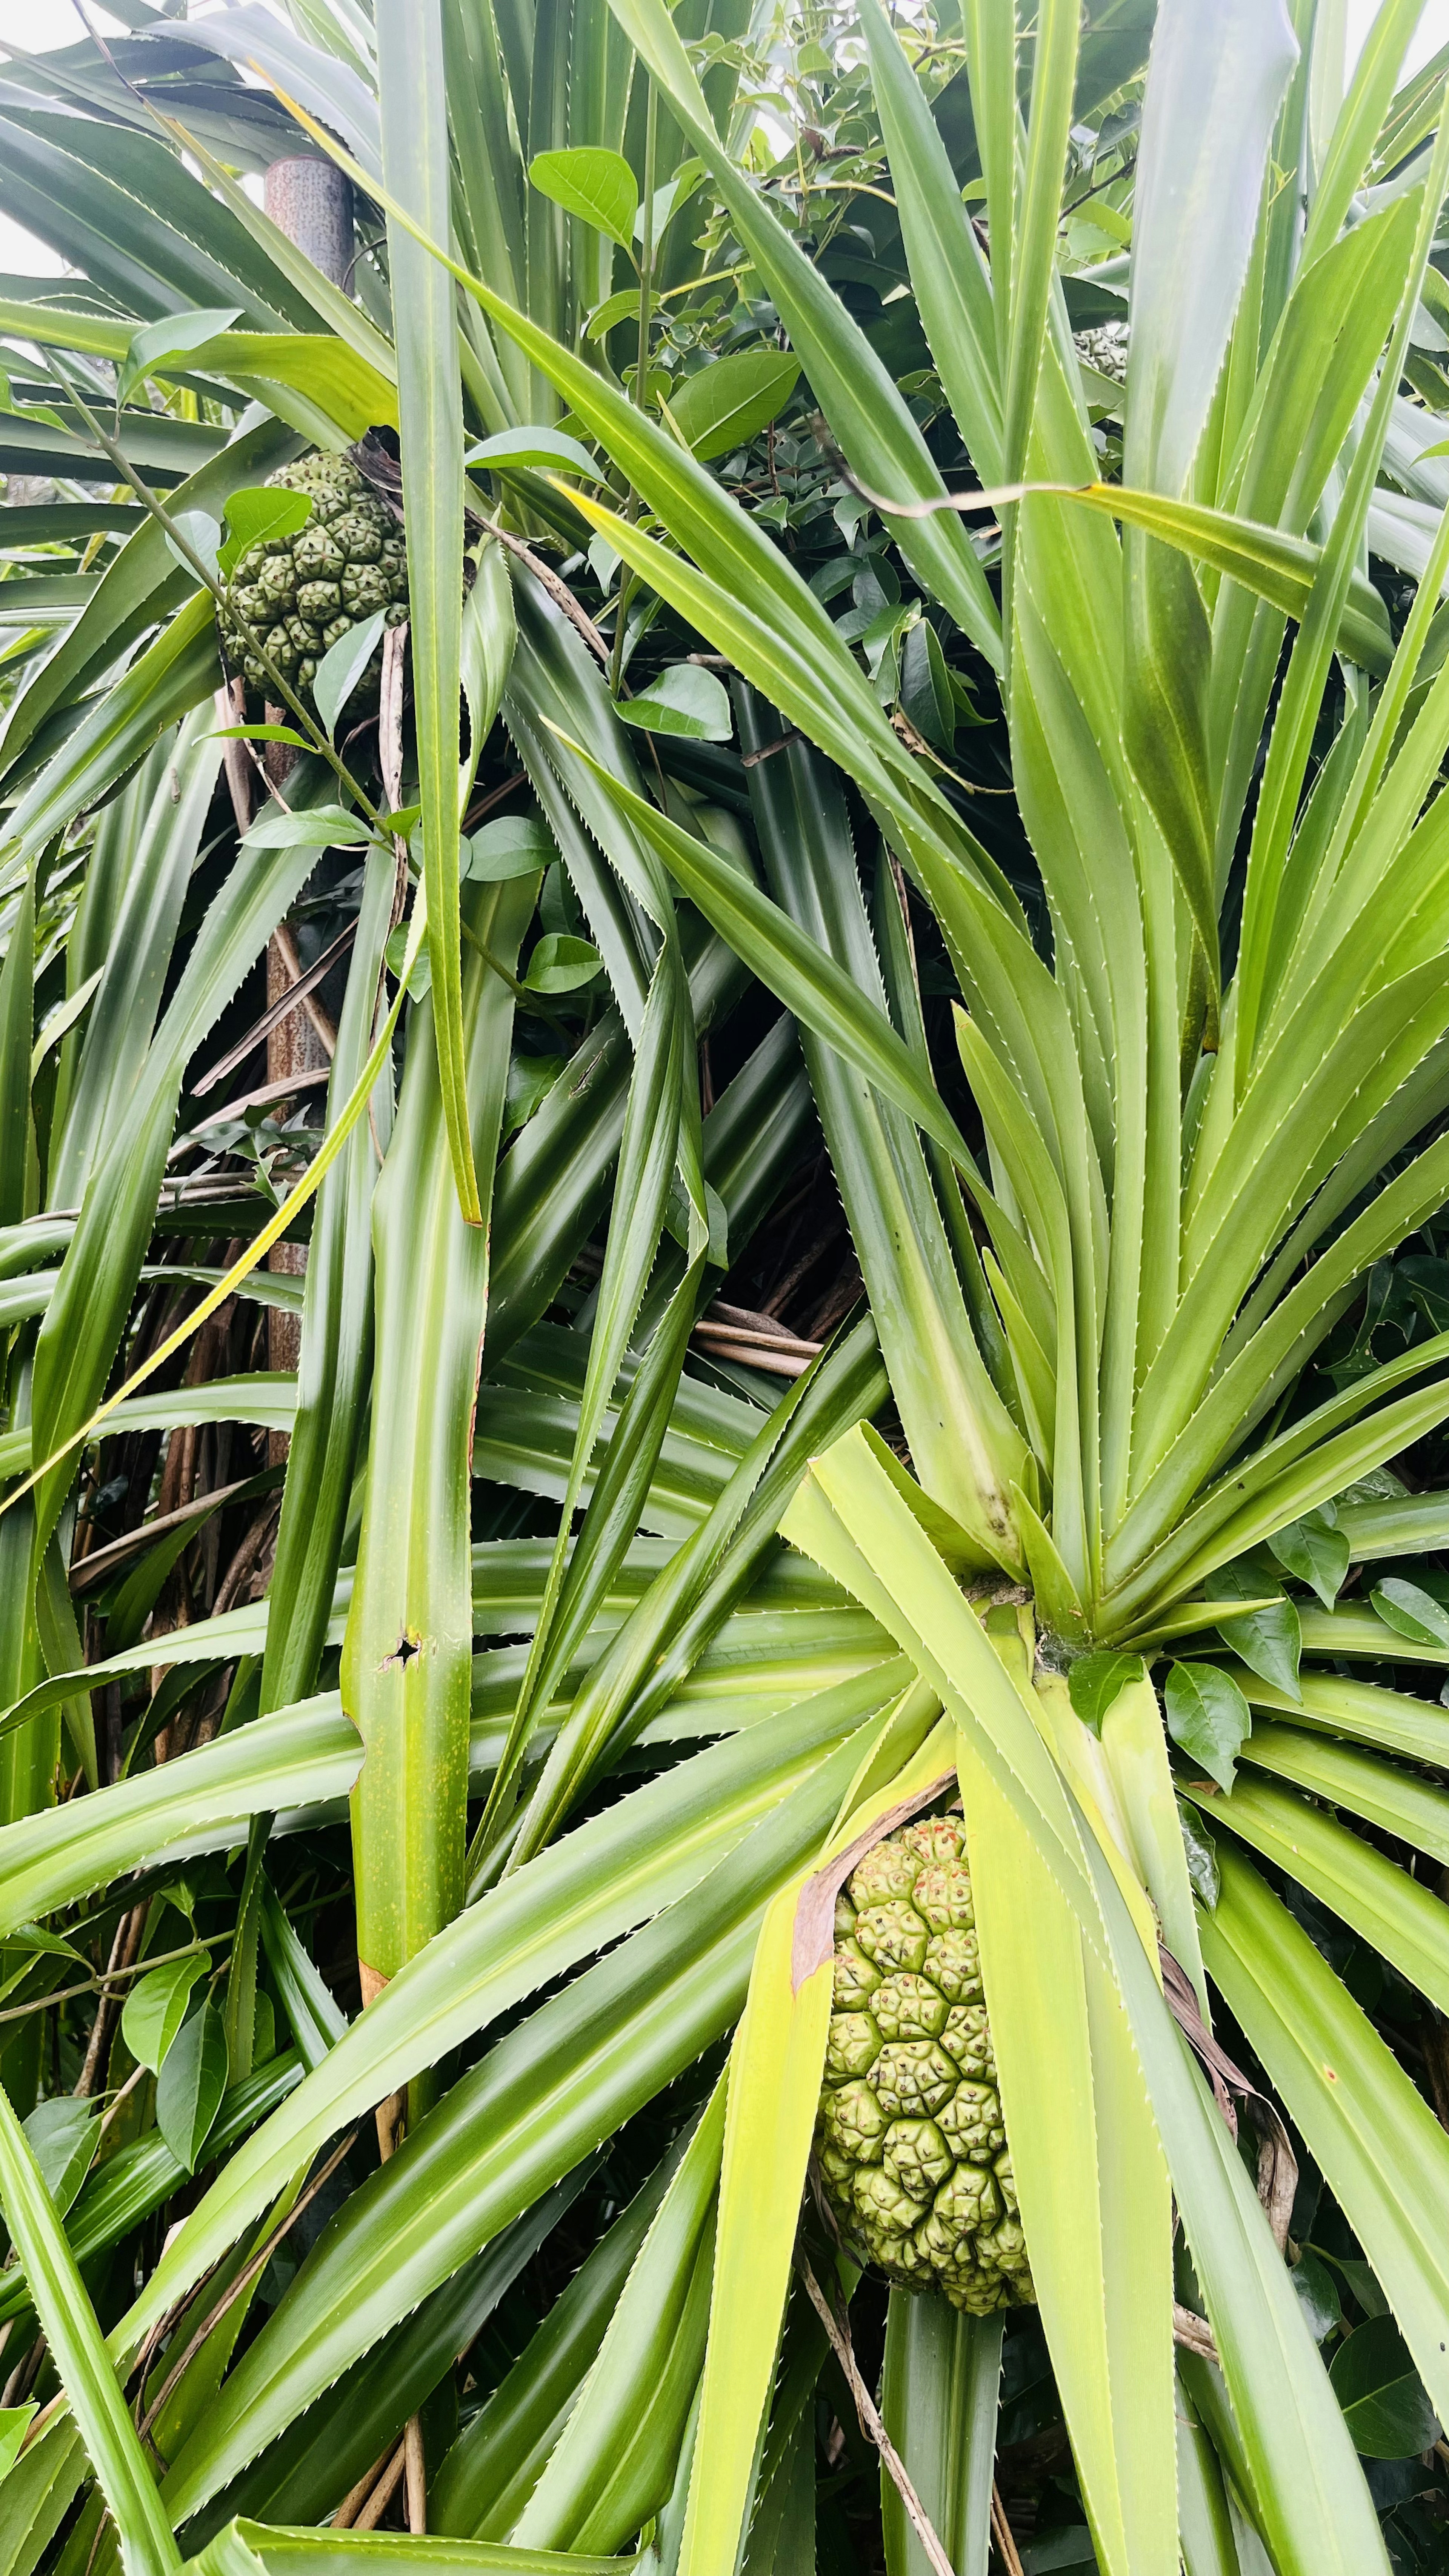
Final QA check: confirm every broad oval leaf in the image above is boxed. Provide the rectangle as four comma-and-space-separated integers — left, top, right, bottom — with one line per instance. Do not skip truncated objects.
1066, 1649, 1144, 1732
529, 147, 638, 251
1329, 2316, 1441, 2458
242, 805, 365, 851
312, 609, 389, 741
1209, 1560, 1303, 1699
467, 428, 605, 481
525, 934, 603, 994
21, 2099, 99, 2220
466, 815, 553, 881
615, 665, 732, 741
668, 351, 801, 462
121, 1953, 208, 2075
218, 486, 314, 581
1267, 1507, 1350, 1609
117, 308, 243, 409
1292, 2251, 1343, 2344
163, 509, 222, 586
1163, 1662, 1251, 1792
586, 289, 641, 342
156, 1999, 229, 2175
1370, 1575, 1449, 1649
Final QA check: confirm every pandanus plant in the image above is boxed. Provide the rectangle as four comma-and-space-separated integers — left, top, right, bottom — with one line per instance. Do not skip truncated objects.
306, 0, 1449, 2564
5, 0, 1449, 2573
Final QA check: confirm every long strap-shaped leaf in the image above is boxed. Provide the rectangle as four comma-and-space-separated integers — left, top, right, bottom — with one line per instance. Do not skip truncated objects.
132, 1728, 877, 2520
343, 872, 534, 1981
955, 1724, 1176, 2576
78, 1697, 861, 2364
377, 0, 480, 1223
0, 2089, 182, 2576
191, 2522, 617, 2576
676, 1707, 956, 2576
261, 834, 397, 1714
1201, 1844, 1449, 2438
479, 947, 683, 1853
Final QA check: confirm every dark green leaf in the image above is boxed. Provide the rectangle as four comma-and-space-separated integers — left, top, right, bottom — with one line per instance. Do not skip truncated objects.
525, 934, 603, 993
1208, 1560, 1303, 1698
21, 2100, 99, 2220
504, 1053, 566, 1136
667, 352, 801, 462
1370, 1576, 1449, 1649
1329, 2316, 1440, 2457
156, 2000, 229, 2175
615, 666, 732, 741
1267, 1507, 1350, 1609
1292, 2251, 1343, 2344
122, 1954, 209, 2075
898, 617, 956, 753
1163, 1663, 1252, 1792
1067, 1650, 1145, 1732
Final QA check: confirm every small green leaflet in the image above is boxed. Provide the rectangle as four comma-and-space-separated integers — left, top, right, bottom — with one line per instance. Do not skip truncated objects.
1207, 1555, 1302, 1698
1267, 1505, 1349, 1608
243, 805, 365, 851
505, 1051, 565, 1136
1292, 2250, 1343, 2344
1329, 2316, 1441, 2458
529, 146, 638, 252
524, 934, 602, 995
1370, 1575, 1449, 1649
667, 351, 801, 463
21, 2099, 98, 2219
164, 508, 222, 586
385, 921, 432, 1000
0, 2405, 35, 2486
636, 160, 704, 246
313, 610, 388, 741
218, 486, 314, 581
211, 724, 310, 750
1066, 1649, 1144, 1732
467, 428, 604, 482
616, 666, 732, 741
3, 1924, 83, 1964
156, 1999, 229, 2173
898, 618, 955, 752
1163, 1661, 1251, 1792
466, 815, 552, 881
121, 1953, 208, 2074
586, 290, 641, 343
117, 308, 242, 408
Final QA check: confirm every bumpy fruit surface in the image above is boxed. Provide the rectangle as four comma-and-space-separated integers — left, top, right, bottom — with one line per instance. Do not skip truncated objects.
220, 453, 407, 703
816, 1814, 1033, 2315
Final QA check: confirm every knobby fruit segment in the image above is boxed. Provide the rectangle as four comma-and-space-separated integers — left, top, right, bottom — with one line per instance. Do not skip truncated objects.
220, 451, 409, 704
816, 1813, 1033, 2315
